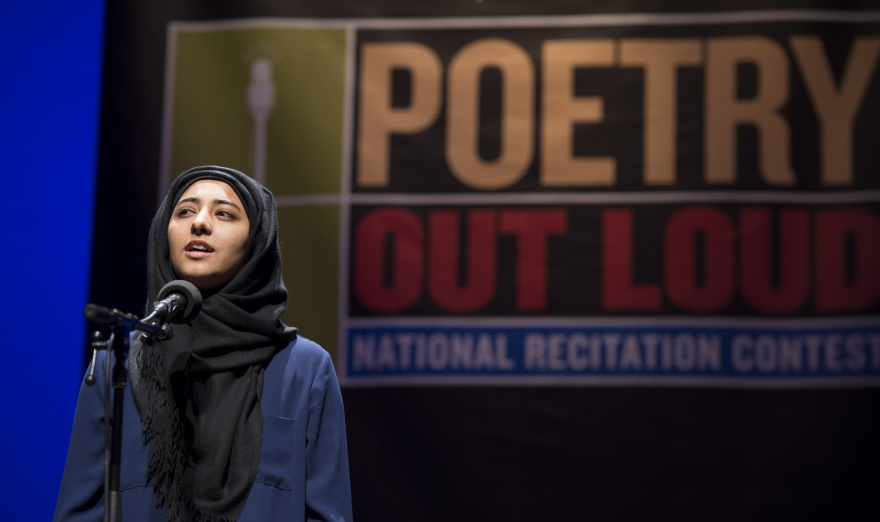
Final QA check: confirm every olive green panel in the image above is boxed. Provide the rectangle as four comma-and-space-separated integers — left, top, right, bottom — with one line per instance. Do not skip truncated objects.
168, 27, 346, 196
277, 205, 341, 364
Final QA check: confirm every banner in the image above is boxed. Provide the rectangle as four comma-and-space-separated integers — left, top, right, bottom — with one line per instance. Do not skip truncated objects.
160, 11, 880, 387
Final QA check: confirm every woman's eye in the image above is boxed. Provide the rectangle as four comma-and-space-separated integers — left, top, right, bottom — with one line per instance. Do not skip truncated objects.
176, 208, 194, 217
217, 210, 235, 219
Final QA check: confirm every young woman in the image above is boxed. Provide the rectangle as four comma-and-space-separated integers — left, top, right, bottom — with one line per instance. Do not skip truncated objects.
54, 166, 352, 522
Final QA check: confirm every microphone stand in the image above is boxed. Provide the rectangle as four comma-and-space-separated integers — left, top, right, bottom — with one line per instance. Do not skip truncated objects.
82, 280, 201, 522
83, 306, 172, 522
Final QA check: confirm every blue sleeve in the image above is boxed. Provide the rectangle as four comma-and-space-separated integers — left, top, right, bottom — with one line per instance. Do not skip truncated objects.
305, 354, 353, 522
53, 352, 107, 522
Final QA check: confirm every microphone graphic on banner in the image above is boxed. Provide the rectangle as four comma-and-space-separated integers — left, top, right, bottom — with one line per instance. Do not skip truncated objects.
247, 57, 276, 186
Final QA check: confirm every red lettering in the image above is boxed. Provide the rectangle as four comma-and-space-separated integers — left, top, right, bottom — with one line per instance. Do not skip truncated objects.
815, 208, 880, 311
353, 208, 424, 312
602, 209, 661, 310
500, 209, 567, 310
664, 206, 735, 312
740, 208, 810, 314
428, 210, 497, 312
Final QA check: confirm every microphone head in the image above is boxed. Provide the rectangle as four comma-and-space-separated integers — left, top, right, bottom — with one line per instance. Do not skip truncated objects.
157, 280, 203, 323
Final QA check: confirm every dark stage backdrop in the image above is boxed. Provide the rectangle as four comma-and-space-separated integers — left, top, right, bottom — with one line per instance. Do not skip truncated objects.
92, 1, 880, 520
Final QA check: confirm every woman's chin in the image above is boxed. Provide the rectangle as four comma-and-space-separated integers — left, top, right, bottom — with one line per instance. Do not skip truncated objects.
174, 273, 221, 293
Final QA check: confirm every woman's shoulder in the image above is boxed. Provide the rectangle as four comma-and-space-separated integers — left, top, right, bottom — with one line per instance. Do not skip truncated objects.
263, 335, 337, 412
288, 335, 332, 368
268, 335, 334, 382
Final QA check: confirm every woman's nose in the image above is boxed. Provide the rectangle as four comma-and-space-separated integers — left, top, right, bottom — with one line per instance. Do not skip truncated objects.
191, 209, 212, 235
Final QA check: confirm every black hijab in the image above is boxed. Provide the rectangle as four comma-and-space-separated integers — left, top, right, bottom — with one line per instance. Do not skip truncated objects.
134, 165, 297, 522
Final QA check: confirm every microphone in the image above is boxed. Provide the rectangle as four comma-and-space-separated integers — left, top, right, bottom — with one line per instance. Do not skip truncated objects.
83, 281, 202, 341
151, 280, 203, 324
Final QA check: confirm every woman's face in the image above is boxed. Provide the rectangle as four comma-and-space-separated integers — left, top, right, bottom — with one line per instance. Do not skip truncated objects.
167, 180, 250, 292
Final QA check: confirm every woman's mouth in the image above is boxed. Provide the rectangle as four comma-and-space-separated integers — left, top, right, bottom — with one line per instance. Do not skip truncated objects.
185, 240, 215, 259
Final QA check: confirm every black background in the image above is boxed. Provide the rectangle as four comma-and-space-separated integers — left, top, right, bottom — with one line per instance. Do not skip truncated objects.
92, 1, 880, 520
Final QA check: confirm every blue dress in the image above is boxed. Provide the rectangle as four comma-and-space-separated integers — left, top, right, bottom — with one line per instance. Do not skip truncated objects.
54, 337, 353, 522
